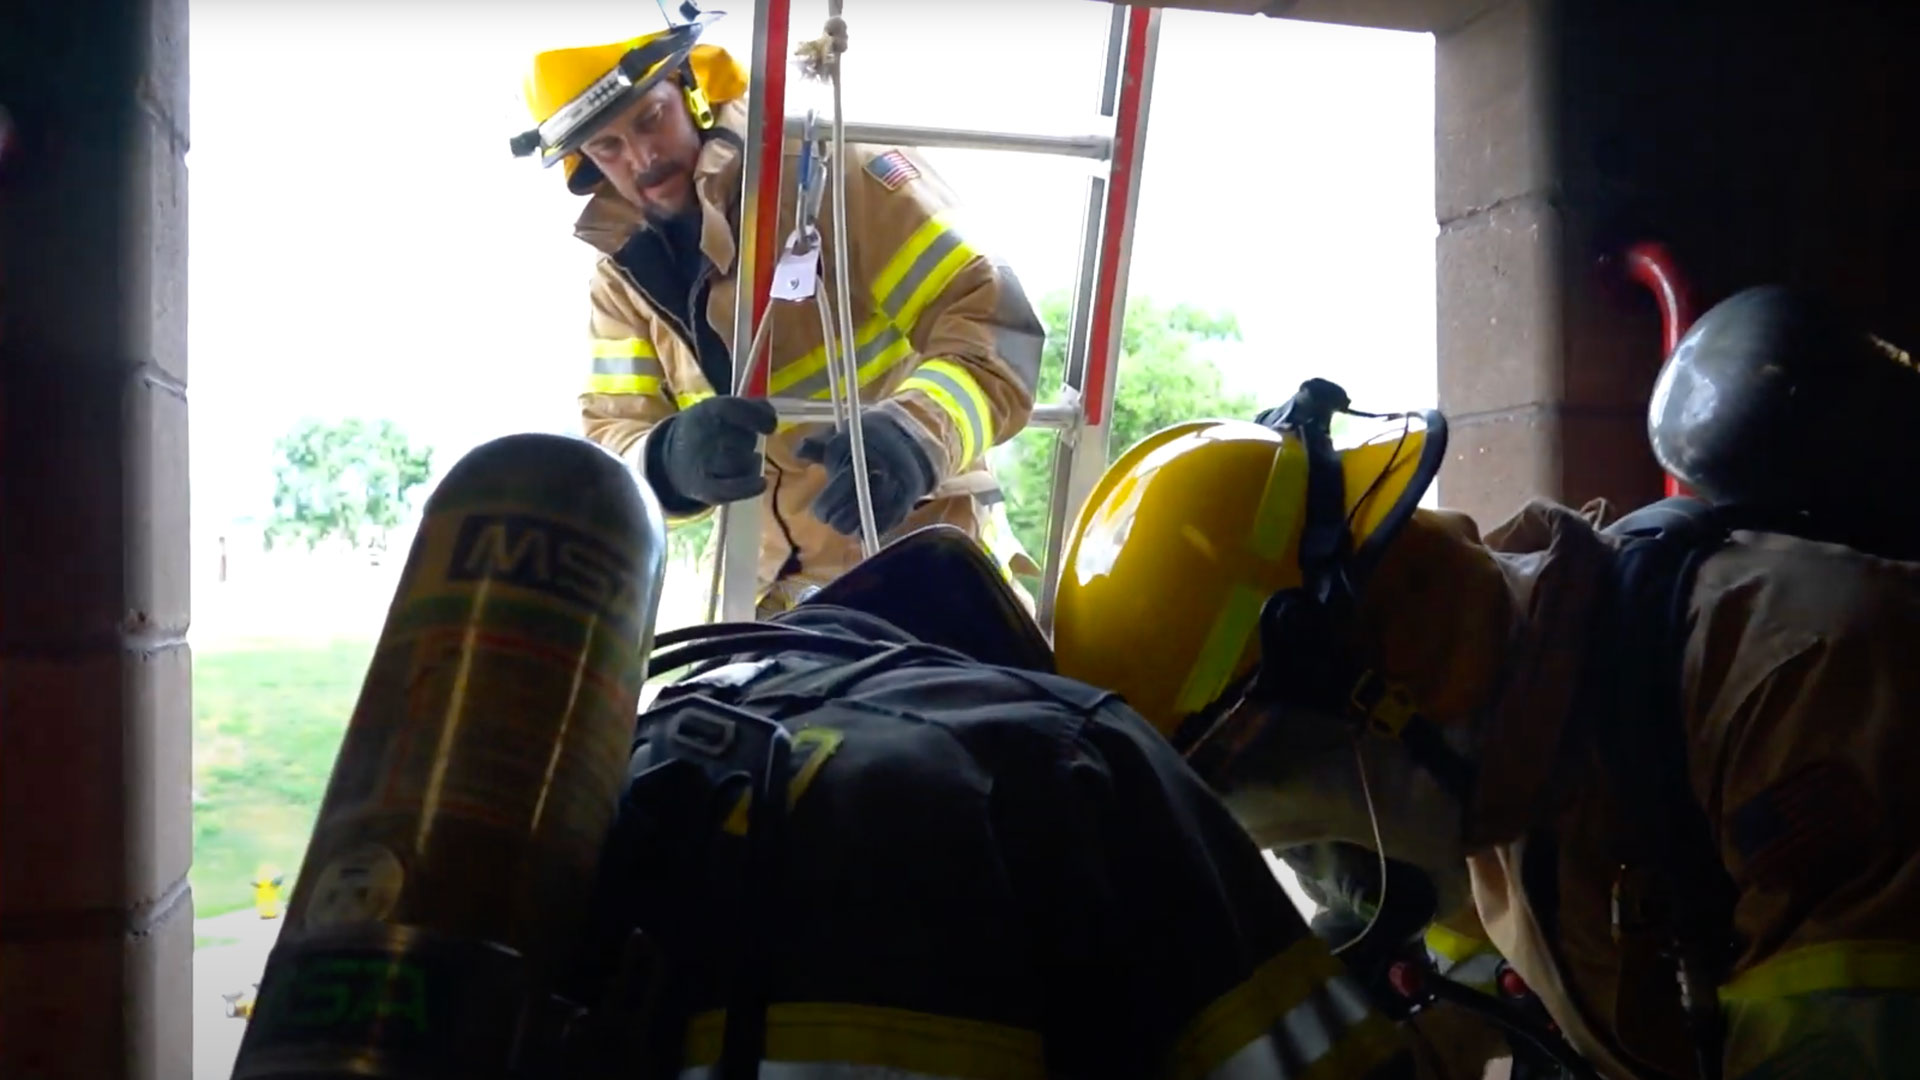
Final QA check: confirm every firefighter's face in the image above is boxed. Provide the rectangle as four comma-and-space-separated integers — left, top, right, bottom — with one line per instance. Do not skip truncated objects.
581, 79, 702, 217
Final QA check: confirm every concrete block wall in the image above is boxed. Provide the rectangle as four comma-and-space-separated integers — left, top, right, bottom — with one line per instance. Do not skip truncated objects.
1432, 0, 1920, 529
1, 0, 194, 1075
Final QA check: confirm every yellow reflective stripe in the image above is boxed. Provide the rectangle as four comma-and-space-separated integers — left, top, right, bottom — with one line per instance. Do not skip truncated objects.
676, 388, 714, 411
1250, 441, 1311, 562
1172, 583, 1266, 717
682, 1002, 1046, 1080
768, 314, 915, 402
588, 373, 662, 395
721, 728, 845, 836
593, 336, 658, 360
898, 359, 993, 467
1424, 923, 1495, 967
588, 338, 666, 397
1167, 934, 1398, 1080
871, 217, 949, 307
1720, 941, 1920, 1005
979, 499, 1035, 583
1165, 442, 1309, 714
873, 211, 977, 333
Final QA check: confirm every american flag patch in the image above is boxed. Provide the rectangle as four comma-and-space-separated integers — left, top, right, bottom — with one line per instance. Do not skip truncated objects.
865, 149, 921, 191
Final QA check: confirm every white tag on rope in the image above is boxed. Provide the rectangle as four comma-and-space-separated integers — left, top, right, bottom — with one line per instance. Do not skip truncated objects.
770, 229, 820, 301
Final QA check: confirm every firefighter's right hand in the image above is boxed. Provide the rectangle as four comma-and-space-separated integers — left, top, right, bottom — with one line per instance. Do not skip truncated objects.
646, 395, 778, 507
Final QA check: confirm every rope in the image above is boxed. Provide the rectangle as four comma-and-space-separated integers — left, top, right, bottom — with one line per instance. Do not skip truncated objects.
796, 5, 878, 556
707, 5, 877, 625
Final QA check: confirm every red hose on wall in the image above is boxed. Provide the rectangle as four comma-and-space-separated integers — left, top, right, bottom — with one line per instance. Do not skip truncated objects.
1622, 242, 1695, 499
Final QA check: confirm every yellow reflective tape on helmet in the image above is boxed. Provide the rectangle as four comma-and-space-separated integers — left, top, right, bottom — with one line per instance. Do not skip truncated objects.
1172, 582, 1267, 717
898, 359, 992, 467
1169, 438, 1309, 715
1249, 437, 1311, 562
1166, 934, 1401, 1080
681, 1002, 1047, 1080
588, 338, 665, 396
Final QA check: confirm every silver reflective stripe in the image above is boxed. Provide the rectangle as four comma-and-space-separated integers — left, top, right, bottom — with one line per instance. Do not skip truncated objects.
781, 323, 908, 400
680, 1063, 990, 1080
593, 355, 665, 376
993, 325, 1045, 394
989, 260, 1046, 392
907, 363, 988, 458
1200, 974, 1376, 1080
1438, 951, 1505, 990
880, 228, 967, 324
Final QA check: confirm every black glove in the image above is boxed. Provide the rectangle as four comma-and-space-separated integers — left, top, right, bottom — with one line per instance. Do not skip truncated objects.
796, 409, 937, 537
643, 395, 778, 511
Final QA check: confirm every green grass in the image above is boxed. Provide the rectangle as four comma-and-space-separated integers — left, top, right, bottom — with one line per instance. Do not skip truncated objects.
192, 637, 375, 917
190, 591, 706, 923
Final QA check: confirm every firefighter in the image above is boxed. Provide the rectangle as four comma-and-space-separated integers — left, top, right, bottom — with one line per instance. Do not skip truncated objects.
1050, 375, 1920, 1080
510, 11, 1043, 615
571, 525, 1420, 1079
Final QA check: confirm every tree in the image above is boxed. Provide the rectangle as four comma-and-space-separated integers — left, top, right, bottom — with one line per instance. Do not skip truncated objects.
669, 514, 716, 568
265, 418, 435, 553
991, 290, 1258, 564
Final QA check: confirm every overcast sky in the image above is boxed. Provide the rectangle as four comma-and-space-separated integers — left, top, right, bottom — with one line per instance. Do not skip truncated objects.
186, 0, 1436, 529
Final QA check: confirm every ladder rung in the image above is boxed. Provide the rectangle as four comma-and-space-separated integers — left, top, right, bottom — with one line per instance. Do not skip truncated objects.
769, 398, 1078, 430
783, 117, 1112, 161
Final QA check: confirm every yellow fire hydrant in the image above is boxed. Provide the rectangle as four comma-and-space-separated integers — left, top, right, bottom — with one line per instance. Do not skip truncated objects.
252, 866, 286, 920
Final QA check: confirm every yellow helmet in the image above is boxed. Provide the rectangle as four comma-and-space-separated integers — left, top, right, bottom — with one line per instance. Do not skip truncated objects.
510, 11, 749, 195
1052, 380, 1445, 744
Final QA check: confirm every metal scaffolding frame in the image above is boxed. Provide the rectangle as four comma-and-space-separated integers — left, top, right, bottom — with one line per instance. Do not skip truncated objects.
715, 1, 1161, 629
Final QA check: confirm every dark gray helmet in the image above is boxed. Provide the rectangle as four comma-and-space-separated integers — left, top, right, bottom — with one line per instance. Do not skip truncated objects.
1648, 284, 1920, 556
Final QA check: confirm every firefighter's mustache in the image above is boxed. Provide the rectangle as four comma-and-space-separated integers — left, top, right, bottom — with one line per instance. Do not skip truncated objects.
635, 163, 683, 190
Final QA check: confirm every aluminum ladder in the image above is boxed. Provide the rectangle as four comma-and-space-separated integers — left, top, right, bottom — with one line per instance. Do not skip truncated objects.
717, 1, 1161, 631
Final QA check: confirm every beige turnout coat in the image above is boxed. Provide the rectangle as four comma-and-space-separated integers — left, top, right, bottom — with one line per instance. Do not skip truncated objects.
573, 99, 1044, 608
1466, 500, 1920, 1080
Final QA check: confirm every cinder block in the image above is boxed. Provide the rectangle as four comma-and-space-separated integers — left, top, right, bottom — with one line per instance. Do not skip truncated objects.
139, 0, 190, 148
123, 376, 191, 638
0, 934, 122, 1080
1436, 0, 1553, 224
124, 644, 192, 907
125, 113, 190, 387
1436, 197, 1563, 418
1434, 407, 1559, 530
124, 887, 193, 1080
0, 653, 126, 917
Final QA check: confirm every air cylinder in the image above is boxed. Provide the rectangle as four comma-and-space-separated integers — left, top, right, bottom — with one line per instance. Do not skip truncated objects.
230, 432, 667, 1079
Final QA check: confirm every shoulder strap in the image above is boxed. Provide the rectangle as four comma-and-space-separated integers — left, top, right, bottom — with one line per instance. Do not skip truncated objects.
1595, 497, 1740, 1080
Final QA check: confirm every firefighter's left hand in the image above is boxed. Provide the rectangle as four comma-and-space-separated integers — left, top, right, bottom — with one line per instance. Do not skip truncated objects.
798, 409, 936, 537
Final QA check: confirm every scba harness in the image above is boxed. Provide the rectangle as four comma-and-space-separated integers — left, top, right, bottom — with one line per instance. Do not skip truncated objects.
547, 527, 1102, 1080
